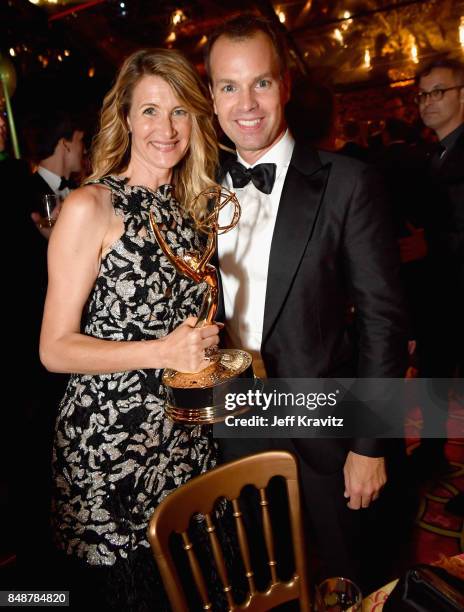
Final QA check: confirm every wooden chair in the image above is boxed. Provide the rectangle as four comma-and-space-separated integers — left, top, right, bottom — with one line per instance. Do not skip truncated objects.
148, 450, 311, 611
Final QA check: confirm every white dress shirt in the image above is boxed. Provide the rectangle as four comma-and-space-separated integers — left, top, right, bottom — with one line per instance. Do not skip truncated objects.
218, 130, 295, 375
37, 166, 70, 200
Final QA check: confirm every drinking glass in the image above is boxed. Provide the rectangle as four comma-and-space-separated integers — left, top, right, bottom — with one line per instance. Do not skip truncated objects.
317, 577, 362, 611
40, 193, 59, 228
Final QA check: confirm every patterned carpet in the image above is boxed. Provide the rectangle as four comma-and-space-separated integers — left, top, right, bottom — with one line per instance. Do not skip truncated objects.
406, 392, 464, 564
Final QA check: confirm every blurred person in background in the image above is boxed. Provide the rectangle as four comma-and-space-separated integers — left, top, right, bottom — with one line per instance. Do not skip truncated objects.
338, 119, 369, 161
24, 111, 85, 237
409, 58, 463, 489
15, 111, 86, 593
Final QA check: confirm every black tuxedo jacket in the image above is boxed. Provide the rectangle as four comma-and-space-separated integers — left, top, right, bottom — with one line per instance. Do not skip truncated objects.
24, 171, 54, 305
217, 141, 408, 469
427, 130, 464, 292
421, 129, 464, 373
27, 171, 55, 213
21, 169, 68, 405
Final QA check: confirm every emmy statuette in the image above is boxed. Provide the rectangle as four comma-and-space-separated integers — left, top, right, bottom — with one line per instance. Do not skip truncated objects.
149, 186, 254, 424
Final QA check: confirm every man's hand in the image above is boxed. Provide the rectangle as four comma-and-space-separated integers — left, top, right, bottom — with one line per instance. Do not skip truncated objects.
398, 222, 427, 263
31, 211, 53, 240
31, 200, 62, 240
343, 451, 386, 509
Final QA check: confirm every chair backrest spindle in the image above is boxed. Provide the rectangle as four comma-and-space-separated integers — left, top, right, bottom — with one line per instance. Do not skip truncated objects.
180, 530, 212, 610
231, 497, 256, 595
204, 512, 235, 609
259, 487, 278, 585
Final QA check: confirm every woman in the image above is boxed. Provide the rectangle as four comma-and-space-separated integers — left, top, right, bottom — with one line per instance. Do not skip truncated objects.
40, 49, 220, 610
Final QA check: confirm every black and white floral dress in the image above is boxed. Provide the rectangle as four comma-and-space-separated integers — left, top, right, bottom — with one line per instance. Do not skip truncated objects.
51, 176, 217, 609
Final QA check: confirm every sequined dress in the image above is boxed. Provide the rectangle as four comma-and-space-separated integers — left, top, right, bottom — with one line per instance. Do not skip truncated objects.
51, 176, 217, 610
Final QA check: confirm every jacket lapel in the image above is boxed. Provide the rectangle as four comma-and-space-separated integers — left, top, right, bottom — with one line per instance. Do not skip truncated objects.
216, 148, 236, 183
262, 143, 331, 344
214, 149, 237, 322
438, 130, 464, 182
32, 171, 55, 195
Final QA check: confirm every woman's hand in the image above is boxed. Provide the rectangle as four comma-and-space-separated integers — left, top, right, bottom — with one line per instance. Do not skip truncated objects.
160, 317, 220, 373
40, 184, 221, 376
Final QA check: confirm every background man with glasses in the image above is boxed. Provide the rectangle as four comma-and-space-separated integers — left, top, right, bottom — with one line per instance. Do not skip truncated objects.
409, 59, 463, 489
416, 59, 463, 145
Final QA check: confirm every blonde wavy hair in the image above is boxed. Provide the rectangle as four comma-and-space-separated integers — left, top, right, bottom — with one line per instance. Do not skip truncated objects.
88, 48, 218, 215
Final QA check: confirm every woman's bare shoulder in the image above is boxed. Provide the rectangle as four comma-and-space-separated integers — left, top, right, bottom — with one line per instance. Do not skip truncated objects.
61, 183, 113, 221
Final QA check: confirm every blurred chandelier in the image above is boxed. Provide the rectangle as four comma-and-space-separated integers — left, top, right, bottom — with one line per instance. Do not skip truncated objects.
294, 0, 463, 85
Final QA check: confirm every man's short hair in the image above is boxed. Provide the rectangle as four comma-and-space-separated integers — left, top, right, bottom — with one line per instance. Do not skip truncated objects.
204, 13, 289, 81
24, 111, 82, 163
416, 58, 464, 85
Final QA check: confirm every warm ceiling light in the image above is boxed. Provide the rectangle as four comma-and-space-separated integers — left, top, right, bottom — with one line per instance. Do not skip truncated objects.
409, 34, 419, 64
341, 10, 352, 30
28, 0, 40, 4
199, 35, 208, 46
9, 48, 16, 57
88, 67, 95, 77
460, 16, 464, 48
363, 48, 371, 69
57, 54, 63, 62
333, 29, 343, 43
166, 32, 176, 43
64, 49, 70, 57
172, 9, 185, 26
390, 79, 415, 88
277, 10, 286, 24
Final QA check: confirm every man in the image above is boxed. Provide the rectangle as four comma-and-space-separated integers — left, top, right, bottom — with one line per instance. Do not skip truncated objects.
22, 111, 85, 373
416, 60, 463, 361
18, 112, 84, 585
417, 59, 463, 147
205, 15, 407, 585
26, 112, 84, 235
411, 60, 463, 486
375, 119, 429, 380
22, 110, 85, 415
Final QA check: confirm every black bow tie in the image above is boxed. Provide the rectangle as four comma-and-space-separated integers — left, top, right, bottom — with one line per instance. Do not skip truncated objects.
59, 176, 77, 191
228, 161, 276, 195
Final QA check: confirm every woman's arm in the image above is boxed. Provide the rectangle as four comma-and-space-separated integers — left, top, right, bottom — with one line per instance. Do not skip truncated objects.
40, 185, 218, 375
